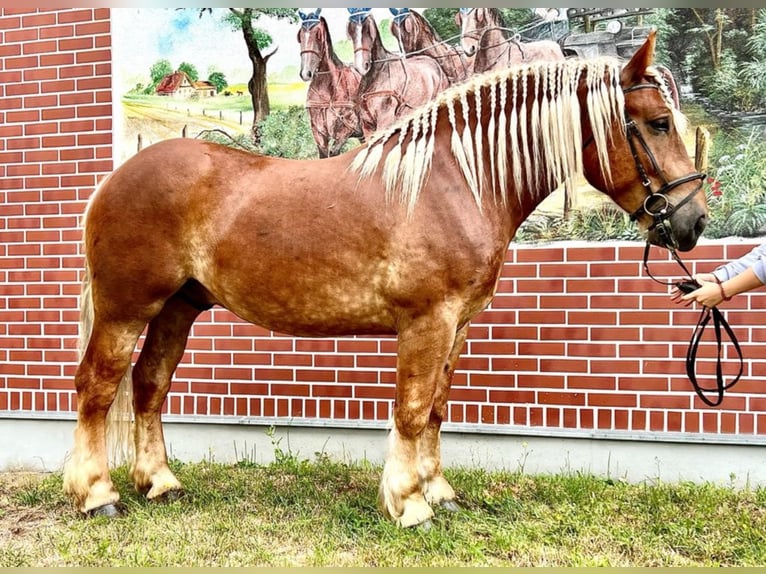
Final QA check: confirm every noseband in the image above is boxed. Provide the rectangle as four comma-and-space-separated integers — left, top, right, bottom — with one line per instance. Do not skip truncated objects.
620, 83, 706, 250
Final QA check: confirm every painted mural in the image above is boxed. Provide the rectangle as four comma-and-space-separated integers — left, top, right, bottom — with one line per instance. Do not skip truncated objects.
111, 8, 766, 241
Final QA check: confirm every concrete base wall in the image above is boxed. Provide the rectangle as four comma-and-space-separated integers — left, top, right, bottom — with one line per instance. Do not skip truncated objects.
2, 418, 764, 488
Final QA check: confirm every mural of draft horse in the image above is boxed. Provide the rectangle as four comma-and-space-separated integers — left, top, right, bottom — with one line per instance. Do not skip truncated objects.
347, 8, 449, 137
389, 8, 472, 85
297, 9, 363, 158
457, 7, 565, 74
63, 33, 708, 528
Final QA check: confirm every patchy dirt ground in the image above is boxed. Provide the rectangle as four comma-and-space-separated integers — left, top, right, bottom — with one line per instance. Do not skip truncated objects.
0, 473, 57, 541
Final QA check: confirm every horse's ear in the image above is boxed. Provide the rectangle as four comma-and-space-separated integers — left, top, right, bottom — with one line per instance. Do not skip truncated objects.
455, 10, 462, 26
620, 29, 656, 87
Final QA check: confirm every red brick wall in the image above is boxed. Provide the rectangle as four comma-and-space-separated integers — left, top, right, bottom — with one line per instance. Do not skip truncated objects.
0, 7, 111, 414
2, 9, 765, 441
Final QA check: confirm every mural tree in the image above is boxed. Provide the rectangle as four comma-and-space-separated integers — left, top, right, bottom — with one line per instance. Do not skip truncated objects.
652, 8, 766, 111
149, 58, 173, 92
198, 8, 298, 140
178, 61, 199, 82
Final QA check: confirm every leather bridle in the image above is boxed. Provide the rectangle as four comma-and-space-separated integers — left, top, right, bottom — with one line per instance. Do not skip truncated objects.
620, 82, 706, 251
584, 82, 705, 250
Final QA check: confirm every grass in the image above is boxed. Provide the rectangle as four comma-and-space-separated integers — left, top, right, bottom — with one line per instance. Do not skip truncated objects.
2, 452, 766, 567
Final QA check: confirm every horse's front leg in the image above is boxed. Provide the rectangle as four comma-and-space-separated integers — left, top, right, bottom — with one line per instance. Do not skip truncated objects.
418, 323, 469, 511
380, 311, 457, 527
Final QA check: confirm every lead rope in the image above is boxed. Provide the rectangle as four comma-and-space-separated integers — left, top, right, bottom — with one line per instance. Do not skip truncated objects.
642, 241, 743, 407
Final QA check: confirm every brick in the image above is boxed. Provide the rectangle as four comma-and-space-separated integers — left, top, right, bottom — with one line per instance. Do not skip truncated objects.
39, 24, 74, 39
270, 383, 309, 396
57, 10, 94, 24
5, 28, 37, 42
311, 384, 352, 398
41, 107, 75, 120
5, 83, 40, 99
58, 37, 92, 51
39, 53, 73, 67
518, 341, 564, 356
295, 369, 336, 383
0, 16, 21, 29
23, 40, 57, 55
77, 76, 112, 91
24, 122, 58, 136
75, 21, 109, 35
0, 125, 23, 137
538, 391, 585, 405
567, 375, 615, 390
60, 92, 93, 106
488, 389, 535, 403
0, 96, 23, 110
23, 95, 58, 108
7, 136, 41, 150
41, 79, 75, 93
76, 49, 110, 64
518, 374, 564, 388
60, 64, 94, 79
540, 358, 588, 373
0, 70, 23, 83
314, 354, 354, 368
21, 68, 55, 82
588, 393, 637, 408
77, 159, 113, 173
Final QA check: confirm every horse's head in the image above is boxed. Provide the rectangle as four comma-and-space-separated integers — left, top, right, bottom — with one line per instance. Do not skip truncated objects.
347, 8, 376, 75
456, 7, 499, 57
582, 31, 708, 251
389, 8, 416, 53
297, 9, 325, 81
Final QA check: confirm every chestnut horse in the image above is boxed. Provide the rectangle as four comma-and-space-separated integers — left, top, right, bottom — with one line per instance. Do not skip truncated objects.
457, 7, 564, 74
64, 32, 707, 528
389, 8, 472, 85
297, 9, 363, 158
347, 8, 449, 137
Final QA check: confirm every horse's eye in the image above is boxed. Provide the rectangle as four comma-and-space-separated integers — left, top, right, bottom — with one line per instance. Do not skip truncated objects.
648, 117, 670, 133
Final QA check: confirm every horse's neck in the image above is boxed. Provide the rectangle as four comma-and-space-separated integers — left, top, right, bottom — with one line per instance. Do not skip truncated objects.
410, 17, 441, 53
476, 28, 511, 71
370, 26, 391, 62
322, 44, 343, 75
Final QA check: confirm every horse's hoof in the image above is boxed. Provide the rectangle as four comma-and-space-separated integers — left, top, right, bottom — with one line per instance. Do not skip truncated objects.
440, 500, 461, 513
86, 503, 122, 518
151, 488, 185, 504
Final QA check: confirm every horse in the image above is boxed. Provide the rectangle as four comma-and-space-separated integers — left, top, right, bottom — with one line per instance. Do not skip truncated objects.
389, 8, 472, 85
456, 7, 565, 74
297, 9, 363, 158
346, 8, 450, 137
63, 32, 707, 528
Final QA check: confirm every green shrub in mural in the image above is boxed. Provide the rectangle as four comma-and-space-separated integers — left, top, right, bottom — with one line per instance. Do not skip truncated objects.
256, 106, 326, 160
704, 130, 766, 238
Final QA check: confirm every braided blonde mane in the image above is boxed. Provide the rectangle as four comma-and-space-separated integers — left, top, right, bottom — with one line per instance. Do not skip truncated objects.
350, 57, 681, 213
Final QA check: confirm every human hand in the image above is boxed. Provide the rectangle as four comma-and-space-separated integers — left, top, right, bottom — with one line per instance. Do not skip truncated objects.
680, 280, 725, 308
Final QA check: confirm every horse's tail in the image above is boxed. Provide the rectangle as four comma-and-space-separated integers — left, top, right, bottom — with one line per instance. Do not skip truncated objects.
78, 182, 135, 469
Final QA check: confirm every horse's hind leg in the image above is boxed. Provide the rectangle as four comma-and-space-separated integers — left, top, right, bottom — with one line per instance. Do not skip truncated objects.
130, 294, 204, 501
380, 311, 456, 527
419, 324, 469, 511
63, 319, 144, 515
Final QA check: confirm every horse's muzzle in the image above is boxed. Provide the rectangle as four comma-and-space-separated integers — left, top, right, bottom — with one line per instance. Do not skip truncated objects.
648, 211, 707, 252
